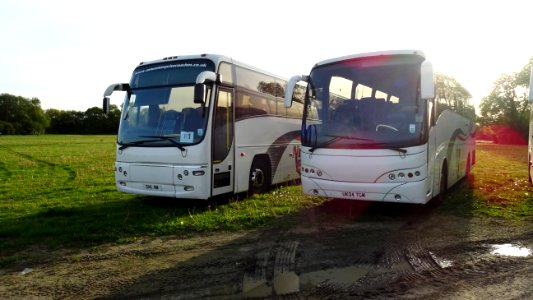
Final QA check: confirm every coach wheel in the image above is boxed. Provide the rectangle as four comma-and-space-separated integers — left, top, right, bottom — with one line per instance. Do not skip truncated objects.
249, 158, 270, 194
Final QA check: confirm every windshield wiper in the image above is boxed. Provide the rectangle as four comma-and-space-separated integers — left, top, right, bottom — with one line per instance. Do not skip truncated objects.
139, 135, 186, 151
118, 136, 186, 151
386, 147, 408, 154
118, 140, 154, 150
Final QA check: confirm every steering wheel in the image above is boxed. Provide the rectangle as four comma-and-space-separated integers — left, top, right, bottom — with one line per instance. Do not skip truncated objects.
376, 124, 399, 132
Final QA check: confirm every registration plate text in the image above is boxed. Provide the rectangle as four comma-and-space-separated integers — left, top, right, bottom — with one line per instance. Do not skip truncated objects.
342, 191, 366, 198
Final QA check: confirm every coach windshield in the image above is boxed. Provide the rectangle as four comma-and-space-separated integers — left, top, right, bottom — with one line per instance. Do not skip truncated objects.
302, 55, 427, 151
117, 60, 215, 147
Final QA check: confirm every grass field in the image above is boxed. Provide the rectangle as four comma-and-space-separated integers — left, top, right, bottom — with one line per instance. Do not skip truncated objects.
439, 142, 533, 219
0, 135, 324, 253
1, 135, 532, 257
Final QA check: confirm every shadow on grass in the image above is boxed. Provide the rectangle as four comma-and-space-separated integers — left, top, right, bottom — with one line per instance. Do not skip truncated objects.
0, 193, 240, 256
0, 177, 477, 272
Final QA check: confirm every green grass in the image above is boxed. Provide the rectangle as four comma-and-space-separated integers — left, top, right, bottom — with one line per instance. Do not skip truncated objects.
439, 142, 533, 220
0, 135, 325, 253
0, 135, 531, 259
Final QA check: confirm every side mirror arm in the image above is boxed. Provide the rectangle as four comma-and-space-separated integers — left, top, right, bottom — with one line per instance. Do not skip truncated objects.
102, 83, 130, 114
284, 75, 308, 108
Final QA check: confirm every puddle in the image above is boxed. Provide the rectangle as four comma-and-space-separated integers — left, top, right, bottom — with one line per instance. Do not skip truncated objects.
491, 243, 531, 257
273, 271, 299, 295
242, 250, 271, 298
300, 265, 370, 289
242, 275, 272, 298
243, 264, 370, 297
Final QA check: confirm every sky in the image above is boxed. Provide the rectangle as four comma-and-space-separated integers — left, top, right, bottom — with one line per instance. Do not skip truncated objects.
0, 0, 531, 113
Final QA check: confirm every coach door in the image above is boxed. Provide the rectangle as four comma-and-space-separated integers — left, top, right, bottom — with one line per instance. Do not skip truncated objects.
212, 87, 235, 196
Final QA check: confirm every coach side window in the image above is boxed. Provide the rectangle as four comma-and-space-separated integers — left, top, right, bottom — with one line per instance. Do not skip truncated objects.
213, 89, 233, 162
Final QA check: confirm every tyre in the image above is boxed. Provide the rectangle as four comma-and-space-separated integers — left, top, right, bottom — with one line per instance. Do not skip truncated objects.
249, 158, 271, 194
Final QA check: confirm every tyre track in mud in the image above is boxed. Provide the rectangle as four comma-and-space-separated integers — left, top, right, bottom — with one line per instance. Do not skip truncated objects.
242, 235, 450, 298
2, 200, 531, 299
99, 233, 283, 299
349, 252, 533, 299
234, 202, 532, 299
235, 203, 438, 298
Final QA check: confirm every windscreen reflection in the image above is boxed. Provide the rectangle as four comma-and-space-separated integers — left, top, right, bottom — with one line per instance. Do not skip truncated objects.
118, 86, 210, 146
303, 55, 427, 150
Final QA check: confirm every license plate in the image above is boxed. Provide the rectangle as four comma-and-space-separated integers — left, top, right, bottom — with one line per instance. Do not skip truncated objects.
342, 191, 366, 198
145, 184, 160, 190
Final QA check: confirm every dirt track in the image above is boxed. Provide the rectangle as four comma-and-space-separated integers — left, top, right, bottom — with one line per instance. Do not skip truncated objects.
1, 195, 532, 299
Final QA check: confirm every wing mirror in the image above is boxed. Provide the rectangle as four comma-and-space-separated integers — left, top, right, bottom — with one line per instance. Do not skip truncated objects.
102, 83, 130, 114
194, 71, 219, 104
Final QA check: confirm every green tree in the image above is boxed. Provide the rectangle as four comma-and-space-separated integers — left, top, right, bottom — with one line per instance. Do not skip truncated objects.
479, 57, 532, 138
82, 105, 120, 134
83, 107, 107, 134
515, 57, 533, 87
104, 104, 121, 133
46, 109, 84, 134
0, 93, 49, 135
46, 105, 120, 134
435, 73, 475, 120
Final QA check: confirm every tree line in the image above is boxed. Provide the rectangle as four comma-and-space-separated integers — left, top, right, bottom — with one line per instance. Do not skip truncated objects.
478, 57, 533, 143
0, 93, 120, 135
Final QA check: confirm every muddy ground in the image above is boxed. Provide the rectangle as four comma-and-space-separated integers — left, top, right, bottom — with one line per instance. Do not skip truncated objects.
1, 195, 532, 299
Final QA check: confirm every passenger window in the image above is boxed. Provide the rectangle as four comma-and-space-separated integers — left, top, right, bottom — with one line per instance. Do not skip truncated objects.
219, 62, 234, 85
375, 90, 388, 100
213, 89, 233, 162
355, 83, 373, 99
330, 76, 352, 99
